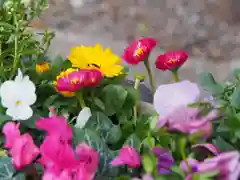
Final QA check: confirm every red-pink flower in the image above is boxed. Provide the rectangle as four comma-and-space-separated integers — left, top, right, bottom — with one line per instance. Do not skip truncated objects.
111, 145, 141, 168
2, 122, 20, 149
42, 169, 72, 180
155, 50, 188, 71
36, 114, 72, 142
54, 68, 102, 97
10, 133, 39, 170
123, 37, 157, 65
73, 143, 99, 180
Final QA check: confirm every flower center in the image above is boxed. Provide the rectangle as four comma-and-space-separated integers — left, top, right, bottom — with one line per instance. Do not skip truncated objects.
71, 78, 80, 85
167, 59, 177, 64
16, 100, 21, 105
87, 63, 100, 69
135, 48, 144, 57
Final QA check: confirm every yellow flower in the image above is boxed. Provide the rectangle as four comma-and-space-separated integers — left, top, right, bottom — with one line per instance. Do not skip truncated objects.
68, 44, 124, 77
36, 62, 50, 73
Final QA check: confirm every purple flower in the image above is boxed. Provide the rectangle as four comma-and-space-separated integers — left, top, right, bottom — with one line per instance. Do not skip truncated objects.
157, 106, 218, 138
152, 147, 174, 175
180, 151, 240, 180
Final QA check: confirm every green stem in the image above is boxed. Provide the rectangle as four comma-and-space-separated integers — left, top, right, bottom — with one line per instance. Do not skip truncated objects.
133, 78, 141, 125
10, 15, 19, 79
77, 92, 86, 108
172, 71, 180, 82
144, 59, 156, 93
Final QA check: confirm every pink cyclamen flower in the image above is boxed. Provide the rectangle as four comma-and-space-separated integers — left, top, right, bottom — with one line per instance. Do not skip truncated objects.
111, 145, 141, 168
42, 169, 72, 180
73, 143, 99, 180
39, 135, 77, 172
180, 151, 240, 180
157, 106, 218, 137
9, 133, 39, 170
2, 122, 20, 149
54, 68, 102, 97
36, 114, 72, 143
153, 80, 200, 117
123, 37, 157, 65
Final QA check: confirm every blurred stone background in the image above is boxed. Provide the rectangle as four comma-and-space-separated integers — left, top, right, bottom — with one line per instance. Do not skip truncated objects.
33, 0, 240, 86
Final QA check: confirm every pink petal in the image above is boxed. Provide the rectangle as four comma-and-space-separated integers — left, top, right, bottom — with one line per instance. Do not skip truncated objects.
192, 143, 219, 155
2, 122, 20, 149
111, 157, 124, 166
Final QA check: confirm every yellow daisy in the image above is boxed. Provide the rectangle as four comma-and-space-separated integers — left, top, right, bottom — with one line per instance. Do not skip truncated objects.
68, 44, 124, 77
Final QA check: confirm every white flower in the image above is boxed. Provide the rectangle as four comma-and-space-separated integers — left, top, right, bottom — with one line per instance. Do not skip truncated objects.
0, 69, 36, 120
153, 80, 200, 117
75, 107, 92, 129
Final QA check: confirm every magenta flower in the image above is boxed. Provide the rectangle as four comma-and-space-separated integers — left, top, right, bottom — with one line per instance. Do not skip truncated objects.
36, 113, 72, 143
55, 68, 102, 97
42, 169, 72, 180
153, 80, 200, 117
180, 151, 240, 180
152, 147, 174, 174
157, 106, 218, 137
2, 122, 39, 170
111, 145, 141, 168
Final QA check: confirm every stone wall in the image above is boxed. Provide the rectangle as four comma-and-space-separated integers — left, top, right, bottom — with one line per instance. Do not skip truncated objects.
39, 0, 240, 61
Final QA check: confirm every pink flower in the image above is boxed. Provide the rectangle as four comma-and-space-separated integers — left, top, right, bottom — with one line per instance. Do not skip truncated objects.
192, 143, 219, 156
9, 133, 39, 170
180, 151, 240, 180
42, 169, 72, 180
157, 106, 218, 137
73, 143, 99, 180
123, 37, 157, 65
111, 145, 141, 168
36, 114, 72, 142
39, 135, 77, 172
2, 122, 39, 170
153, 80, 200, 117
2, 122, 20, 149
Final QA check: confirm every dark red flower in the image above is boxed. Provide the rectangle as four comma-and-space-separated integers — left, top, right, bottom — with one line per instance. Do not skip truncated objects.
155, 50, 188, 71
123, 37, 157, 65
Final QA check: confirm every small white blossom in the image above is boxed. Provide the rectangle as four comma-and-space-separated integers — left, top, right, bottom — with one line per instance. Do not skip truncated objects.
0, 69, 36, 120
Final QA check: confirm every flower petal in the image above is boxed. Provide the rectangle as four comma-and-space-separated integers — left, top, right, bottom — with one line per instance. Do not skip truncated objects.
6, 105, 33, 120
75, 107, 92, 129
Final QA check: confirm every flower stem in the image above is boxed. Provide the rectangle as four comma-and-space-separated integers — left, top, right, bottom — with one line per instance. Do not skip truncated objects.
10, 15, 19, 79
133, 78, 141, 124
144, 59, 156, 93
172, 71, 180, 82
77, 91, 86, 108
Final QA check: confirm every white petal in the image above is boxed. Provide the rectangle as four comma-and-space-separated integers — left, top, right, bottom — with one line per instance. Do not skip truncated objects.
0, 81, 19, 108
15, 69, 23, 82
18, 81, 37, 105
6, 105, 33, 120
75, 107, 92, 129
153, 80, 200, 117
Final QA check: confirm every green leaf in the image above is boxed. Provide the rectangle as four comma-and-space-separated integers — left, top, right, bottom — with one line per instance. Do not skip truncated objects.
171, 166, 185, 178
198, 170, 219, 180
0, 156, 25, 180
231, 85, 240, 109
21, 113, 42, 129
0, 22, 15, 31
0, 113, 11, 125
122, 87, 140, 110
199, 72, 224, 95
124, 134, 141, 151
213, 137, 235, 151
86, 112, 122, 144
231, 68, 240, 81
73, 128, 119, 176
93, 98, 105, 111
101, 85, 128, 116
